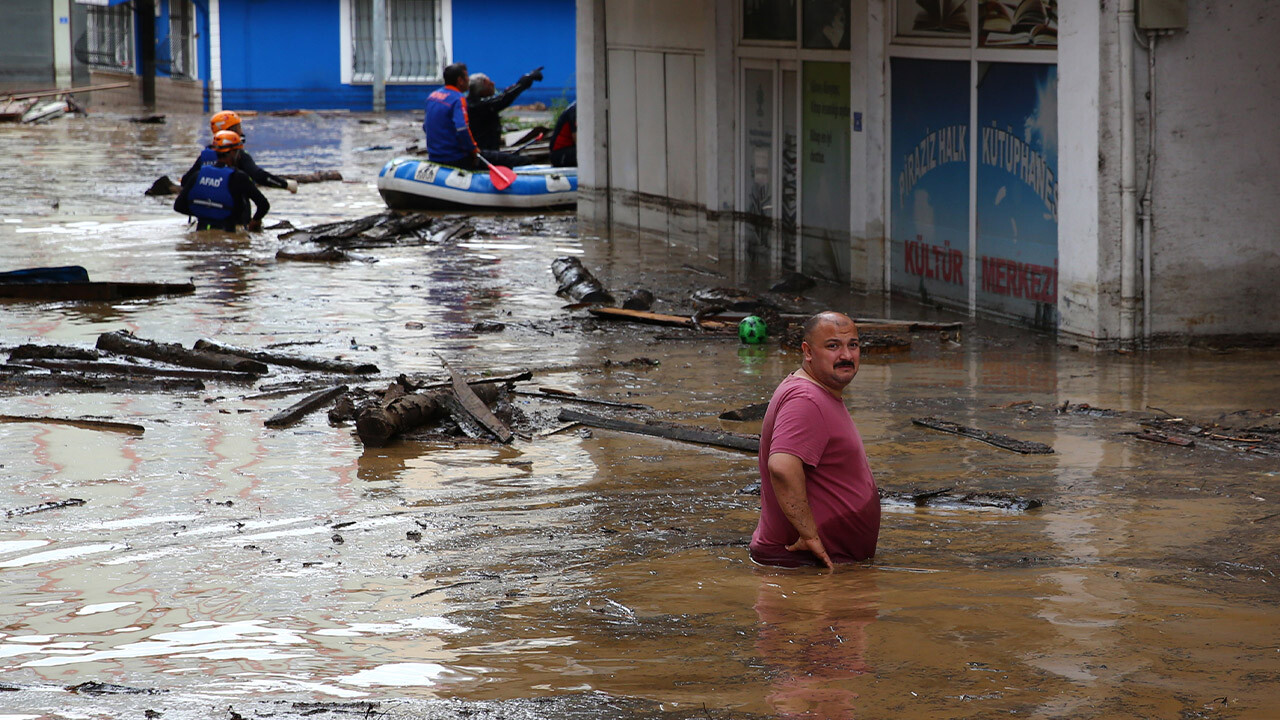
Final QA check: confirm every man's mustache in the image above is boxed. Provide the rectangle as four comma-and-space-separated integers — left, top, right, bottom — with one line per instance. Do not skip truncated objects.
835, 361, 857, 368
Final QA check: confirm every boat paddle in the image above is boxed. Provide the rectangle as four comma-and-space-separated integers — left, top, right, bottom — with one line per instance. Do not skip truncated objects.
508, 130, 544, 154
477, 154, 517, 191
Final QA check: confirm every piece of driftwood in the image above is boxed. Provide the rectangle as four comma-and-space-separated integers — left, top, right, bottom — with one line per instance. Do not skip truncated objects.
558, 409, 760, 452
719, 402, 770, 422
512, 388, 651, 410
0, 372, 203, 393
5, 498, 86, 518
265, 384, 349, 428
194, 338, 378, 375
97, 331, 268, 374
0, 281, 194, 301
1134, 431, 1195, 448
441, 358, 513, 443
430, 220, 473, 244
356, 383, 501, 447
552, 256, 615, 304
880, 487, 1042, 511
588, 307, 727, 331
275, 247, 351, 262
283, 170, 343, 183
8, 344, 101, 361
911, 416, 1054, 454
0, 414, 144, 434
14, 358, 259, 383
144, 175, 179, 196
405, 370, 533, 392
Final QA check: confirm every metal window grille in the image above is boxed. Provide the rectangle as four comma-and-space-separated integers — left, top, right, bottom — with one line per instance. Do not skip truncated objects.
84, 4, 134, 71
352, 0, 443, 82
168, 0, 195, 79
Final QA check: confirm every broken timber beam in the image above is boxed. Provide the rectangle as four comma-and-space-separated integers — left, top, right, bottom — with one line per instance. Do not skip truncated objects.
911, 416, 1054, 454
14, 358, 259, 383
265, 384, 349, 428
588, 307, 727, 331
356, 383, 502, 447
97, 331, 268, 374
441, 358, 513, 443
0, 414, 144, 435
558, 409, 759, 453
194, 338, 378, 375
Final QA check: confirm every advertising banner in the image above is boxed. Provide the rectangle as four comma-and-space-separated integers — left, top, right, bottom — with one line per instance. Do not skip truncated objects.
976, 62, 1058, 323
890, 58, 970, 306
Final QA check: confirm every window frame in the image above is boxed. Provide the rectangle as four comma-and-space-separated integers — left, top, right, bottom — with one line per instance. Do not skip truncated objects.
340, 0, 453, 85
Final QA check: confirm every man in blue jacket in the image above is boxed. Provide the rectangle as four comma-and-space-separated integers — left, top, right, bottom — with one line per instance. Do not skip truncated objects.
173, 131, 270, 232
423, 63, 482, 169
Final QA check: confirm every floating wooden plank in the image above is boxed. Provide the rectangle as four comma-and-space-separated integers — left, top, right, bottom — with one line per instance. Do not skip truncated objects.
0, 415, 143, 434
0, 372, 203, 393
911, 416, 1054, 454
5, 498, 86, 518
558, 409, 759, 453
405, 370, 533, 392
264, 384, 348, 428
879, 487, 1042, 511
0, 281, 194, 301
15, 358, 259, 383
588, 307, 726, 331
194, 338, 378, 375
512, 388, 651, 410
97, 331, 268, 374
1134, 431, 1195, 448
441, 358, 513, 443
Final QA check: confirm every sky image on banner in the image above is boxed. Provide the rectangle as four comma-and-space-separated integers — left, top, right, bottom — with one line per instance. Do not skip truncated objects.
890, 58, 970, 305
976, 62, 1058, 321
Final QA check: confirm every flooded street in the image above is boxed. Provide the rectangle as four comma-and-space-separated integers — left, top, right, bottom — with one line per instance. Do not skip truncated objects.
2, 112, 1279, 719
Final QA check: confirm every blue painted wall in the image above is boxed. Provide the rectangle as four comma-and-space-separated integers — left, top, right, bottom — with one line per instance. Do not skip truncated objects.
215, 0, 575, 112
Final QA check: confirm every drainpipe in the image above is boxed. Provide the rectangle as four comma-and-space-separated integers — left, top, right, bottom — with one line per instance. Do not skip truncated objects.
1118, 0, 1138, 345
138, 0, 157, 109
1140, 31, 1158, 345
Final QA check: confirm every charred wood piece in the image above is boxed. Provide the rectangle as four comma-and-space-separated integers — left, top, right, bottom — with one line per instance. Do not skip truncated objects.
265, 385, 349, 428
911, 416, 1054, 454
5, 498, 86, 518
96, 331, 268, 375
558, 409, 759, 453
14, 358, 258, 383
8, 344, 101, 361
552, 256, 614, 304
356, 383, 502, 447
0, 414, 143, 434
194, 338, 378, 375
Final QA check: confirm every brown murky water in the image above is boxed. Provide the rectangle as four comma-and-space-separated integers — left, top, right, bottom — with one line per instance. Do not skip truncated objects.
2, 113, 1279, 719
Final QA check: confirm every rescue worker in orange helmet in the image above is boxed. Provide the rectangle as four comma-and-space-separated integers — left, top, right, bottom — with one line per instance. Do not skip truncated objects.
173, 131, 271, 232
181, 110, 298, 194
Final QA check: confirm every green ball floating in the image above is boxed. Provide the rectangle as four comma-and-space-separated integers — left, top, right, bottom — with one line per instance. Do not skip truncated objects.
738, 315, 768, 345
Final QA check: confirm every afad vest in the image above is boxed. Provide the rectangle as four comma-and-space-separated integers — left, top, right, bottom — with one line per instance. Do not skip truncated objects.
188, 165, 235, 221
197, 147, 217, 168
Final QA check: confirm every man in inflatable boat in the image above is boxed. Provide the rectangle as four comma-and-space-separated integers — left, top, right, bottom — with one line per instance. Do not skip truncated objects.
466, 66, 544, 167
424, 62, 528, 171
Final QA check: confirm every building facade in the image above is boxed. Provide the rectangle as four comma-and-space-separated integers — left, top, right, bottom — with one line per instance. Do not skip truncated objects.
4, 0, 576, 113
576, 0, 1280, 347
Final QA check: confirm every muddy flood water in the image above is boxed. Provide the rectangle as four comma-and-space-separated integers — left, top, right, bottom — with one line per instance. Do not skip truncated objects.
1, 112, 1279, 720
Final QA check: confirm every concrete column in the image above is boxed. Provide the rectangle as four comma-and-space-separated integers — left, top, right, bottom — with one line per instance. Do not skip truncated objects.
372, 0, 387, 112
708, 0, 737, 262
209, 0, 222, 112
53, 0, 72, 89
137, 0, 156, 108
576, 0, 609, 233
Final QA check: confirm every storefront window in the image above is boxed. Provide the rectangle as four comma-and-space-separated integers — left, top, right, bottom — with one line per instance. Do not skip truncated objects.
978, 0, 1057, 47
801, 61, 851, 280
896, 0, 970, 39
802, 0, 851, 50
743, 0, 797, 42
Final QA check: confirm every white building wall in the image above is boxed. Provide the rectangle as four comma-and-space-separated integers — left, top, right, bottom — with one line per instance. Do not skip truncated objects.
1142, 2, 1280, 340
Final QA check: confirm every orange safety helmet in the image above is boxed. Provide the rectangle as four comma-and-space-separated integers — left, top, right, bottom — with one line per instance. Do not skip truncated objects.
211, 130, 244, 154
210, 110, 242, 134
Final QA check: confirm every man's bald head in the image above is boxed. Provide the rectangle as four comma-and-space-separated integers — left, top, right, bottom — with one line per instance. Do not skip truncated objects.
801, 311, 856, 344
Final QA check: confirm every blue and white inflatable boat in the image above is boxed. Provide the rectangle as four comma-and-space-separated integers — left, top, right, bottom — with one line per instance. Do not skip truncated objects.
377, 157, 577, 211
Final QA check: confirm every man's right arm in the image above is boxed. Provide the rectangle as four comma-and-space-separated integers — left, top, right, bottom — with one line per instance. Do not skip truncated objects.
766, 451, 833, 569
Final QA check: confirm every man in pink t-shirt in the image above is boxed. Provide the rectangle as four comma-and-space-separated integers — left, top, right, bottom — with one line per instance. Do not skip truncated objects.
750, 311, 880, 568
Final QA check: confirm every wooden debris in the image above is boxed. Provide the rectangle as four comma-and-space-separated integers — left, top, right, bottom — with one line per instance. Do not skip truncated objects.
404, 370, 533, 392
1134, 431, 1195, 448
512, 387, 651, 410
194, 338, 378, 375
8, 344, 100, 361
13, 358, 259, 383
879, 487, 1042, 511
719, 402, 770, 422
0, 414, 144, 435
5, 498, 86, 518
552, 256, 614, 304
265, 385, 349, 428
144, 175, 179, 196
97, 331, 268, 375
429, 219, 473, 244
441, 358, 513, 443
588, 307, 726, 331
283, 170, 344, 184
0, 281, 194, 301
356, 383, 501, 447
0, 372, 203, 393
275, 247, 353, 262
558, 409, 759, 452
911, 416, 1054, 454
